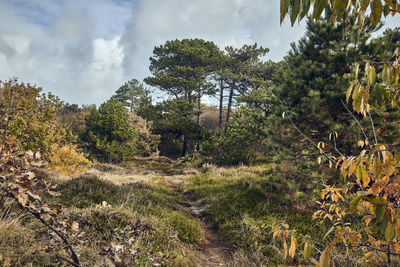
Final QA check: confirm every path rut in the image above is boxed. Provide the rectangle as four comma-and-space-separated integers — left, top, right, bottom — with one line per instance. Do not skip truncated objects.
169, 178, 232, 267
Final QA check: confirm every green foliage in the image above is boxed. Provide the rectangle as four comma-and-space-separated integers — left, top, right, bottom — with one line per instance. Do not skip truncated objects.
280, 2, 400, 265
0, 78, 70, 157
216, 44, 272, 129
113, 79, 152, 115
145, 39, 223, 156
201, 106, 268, 165
150, 99, 204, 158
145, 38, 221, 100
268, 15, 396, 155
82, 98, 138, 163
220, 44, 271, 97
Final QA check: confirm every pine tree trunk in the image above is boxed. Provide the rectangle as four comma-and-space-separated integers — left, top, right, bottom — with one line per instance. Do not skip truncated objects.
197, 86, 201, 125
180, 90, 192, 157
182, 136, 188, 157
130, 95, 134, 112
225, 86, 234, 133
218, 79, 224, 129
196, 85, 201, 151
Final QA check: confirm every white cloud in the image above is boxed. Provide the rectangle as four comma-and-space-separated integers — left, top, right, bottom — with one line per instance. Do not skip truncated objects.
3, 35, 31, 55
0, 0, 397, 105
83, 36, 125, 102
120, 0, 307, 82
0, 0, 131, 105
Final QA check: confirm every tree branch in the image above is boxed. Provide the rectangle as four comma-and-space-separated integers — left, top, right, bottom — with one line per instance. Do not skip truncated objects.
27, 208, 81, 266
341, 100, 370, 146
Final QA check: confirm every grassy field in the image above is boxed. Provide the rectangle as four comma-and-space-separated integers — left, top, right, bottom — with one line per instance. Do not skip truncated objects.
179, 162, 331, 266
0, 157, 332, 266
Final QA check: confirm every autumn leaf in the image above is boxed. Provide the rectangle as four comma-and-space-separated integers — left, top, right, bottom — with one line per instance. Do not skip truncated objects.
16, 193, 29, 207
273, 229, 281, 240
303, 241, 312, 263
283, 239, 288, 259
289, 235, 297, 259
319, 245, 331, 267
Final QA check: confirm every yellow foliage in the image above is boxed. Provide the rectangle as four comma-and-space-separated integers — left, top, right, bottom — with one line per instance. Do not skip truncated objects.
319, 245, 331, 267
48, 145, 91, 175
303, 242, 312, 263
273, 229, 281, 240
289, 235, 297, 259
128, 112, 160, 156
281, 2, 400, 265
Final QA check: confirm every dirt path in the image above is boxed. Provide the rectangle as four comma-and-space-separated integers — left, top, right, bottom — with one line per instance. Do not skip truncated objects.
169, 178, 232, 267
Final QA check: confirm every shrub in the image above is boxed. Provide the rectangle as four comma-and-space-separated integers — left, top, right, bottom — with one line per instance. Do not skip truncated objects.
48, 145, 91, 175
0, 78, 70, 158
201, 106, 268, 165
82, 99, 138, 163
129, 112, 160, 156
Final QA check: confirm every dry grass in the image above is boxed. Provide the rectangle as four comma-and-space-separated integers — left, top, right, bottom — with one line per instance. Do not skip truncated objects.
85, 167, 162, 186
0, 159, 351, 266
0, 205, 52, 266
1, 160, 208, 266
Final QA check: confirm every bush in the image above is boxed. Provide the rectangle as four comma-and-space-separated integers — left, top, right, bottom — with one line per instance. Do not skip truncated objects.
201, 106, 268, 165
48, 145, 91, 175
129, 112, 160, 156
0, 78, 70, 158
82, 99, 138, 163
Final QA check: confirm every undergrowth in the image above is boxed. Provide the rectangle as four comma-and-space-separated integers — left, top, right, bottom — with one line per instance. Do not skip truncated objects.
0, 158, 336, 266
180, 161, 331, 265
1, 162, 205, 266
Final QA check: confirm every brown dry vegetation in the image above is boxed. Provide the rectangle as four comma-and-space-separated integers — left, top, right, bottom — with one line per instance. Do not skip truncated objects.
0, 158, 208, 266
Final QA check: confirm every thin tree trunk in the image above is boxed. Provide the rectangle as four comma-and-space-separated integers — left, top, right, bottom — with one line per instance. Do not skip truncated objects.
187, 91, 192, 104
182, 136, 188, 157
196, 85, 201, 151
130, 94, 134, 112
197, 86, 201, 125
225, 86, 234, 133
218, 79, 224, 129
183, 90, 192, 156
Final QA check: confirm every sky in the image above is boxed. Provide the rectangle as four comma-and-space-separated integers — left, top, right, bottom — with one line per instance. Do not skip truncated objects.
0, 0, 398, 105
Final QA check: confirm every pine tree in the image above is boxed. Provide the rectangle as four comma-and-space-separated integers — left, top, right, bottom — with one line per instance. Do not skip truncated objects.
216, 44, 270, 130
113, 79, 152, 115
272, 13, 379, 152
145, 39, 222, 156
82, 98, 138, 163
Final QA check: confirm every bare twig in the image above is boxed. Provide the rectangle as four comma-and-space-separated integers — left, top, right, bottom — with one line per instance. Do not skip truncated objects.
284, 111, 336, 164
55, 254, 80, 267
326, 133, 345, 158
27, 208, 81, 266
341, 100, 370, 146
368, 111, 378, 145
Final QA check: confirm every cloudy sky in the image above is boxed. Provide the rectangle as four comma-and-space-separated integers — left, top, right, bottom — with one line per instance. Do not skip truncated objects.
0, 0, 398, 105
